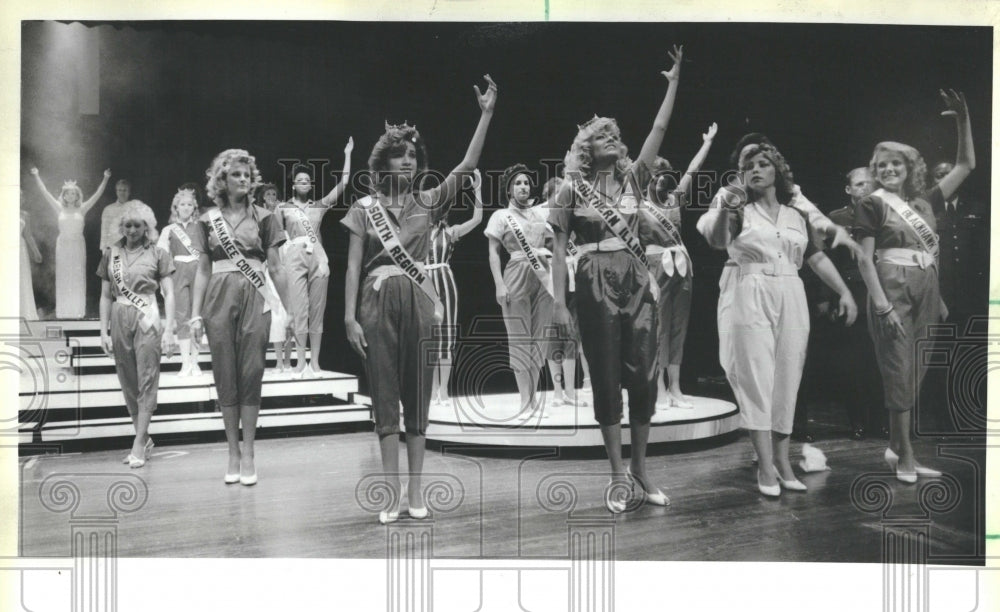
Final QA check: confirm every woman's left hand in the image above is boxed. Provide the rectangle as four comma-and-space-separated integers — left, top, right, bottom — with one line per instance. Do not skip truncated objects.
940, 89, 968, 119
662, 45, 683, 82
831, 226, 864, 259
161, 331, 175, 357
344, 136, 354, 154
474, 74, 498, 113
103, 169, 112, 178
703, 122, 718, 142
837, 292, 858, 326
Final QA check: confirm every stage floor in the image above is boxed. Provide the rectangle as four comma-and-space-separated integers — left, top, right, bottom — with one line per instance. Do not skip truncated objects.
18, 426, 984, 563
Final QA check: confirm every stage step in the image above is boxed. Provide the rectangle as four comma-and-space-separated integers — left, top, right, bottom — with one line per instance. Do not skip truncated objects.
70, 348, 313, 373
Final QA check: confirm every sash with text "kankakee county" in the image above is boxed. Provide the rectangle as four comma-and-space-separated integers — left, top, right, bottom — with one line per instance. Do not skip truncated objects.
363, 195, 444, 321
110, 246, 160, 331
207, 207, 273, 313
504, 209, 553, 296
873, 188, 939, 260
168, 223, 200, 256
286, 203, 319, 253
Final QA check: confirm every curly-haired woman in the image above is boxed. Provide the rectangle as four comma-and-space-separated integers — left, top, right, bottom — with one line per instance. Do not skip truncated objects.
157, 185, 203, 376
189, 149, 286, 486
854, 90, 975, 482
550, 47, 682, 512
342, 76, 497, 523
98, 202, 175, 468
697, 138, 858, 496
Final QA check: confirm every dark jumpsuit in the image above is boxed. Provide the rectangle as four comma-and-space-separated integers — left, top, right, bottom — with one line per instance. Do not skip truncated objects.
156, 222, 200, 340
276, 200, 332, 336
548, 171, 658, 427
192, 205, 285, 408
97, 240, 175, 417
341, 192, 450, 437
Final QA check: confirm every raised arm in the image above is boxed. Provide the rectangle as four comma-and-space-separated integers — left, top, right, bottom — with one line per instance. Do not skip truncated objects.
320, 137, 354, 207
696, 182, 744, 249
635, 45, 682, 174
81, 169, 112, 214
934, 89, 975, 201
450, 169, 485, 239
29, 167, 64, 214
422, 75, 498, 210
677, 122, 716, 194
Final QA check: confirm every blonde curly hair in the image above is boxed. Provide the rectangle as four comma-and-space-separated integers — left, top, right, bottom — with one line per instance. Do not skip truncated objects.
869, 141, 926, 199
205, 149, 263, 206
116, 200, 159, 243
562, 117, 632, 182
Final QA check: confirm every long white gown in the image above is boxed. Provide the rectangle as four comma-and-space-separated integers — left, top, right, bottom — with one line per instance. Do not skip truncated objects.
55, 207, 87, 318
20, 213, 38, 320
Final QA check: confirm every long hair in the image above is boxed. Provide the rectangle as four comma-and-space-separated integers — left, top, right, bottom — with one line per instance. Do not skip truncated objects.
117, 200, 159, 243
205, 149, 263, 206
869, 141, 926, 199
168, 187, 201, 224
367, 123, 429, 194
738, 142, 796, 205
562, 116, 632, 183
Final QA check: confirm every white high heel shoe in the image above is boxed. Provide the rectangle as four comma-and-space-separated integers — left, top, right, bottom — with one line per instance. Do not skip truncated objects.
626, 467, 669, 506
757, 469, 780, 497
884, 448, 940, 480
772, 464, 807, 491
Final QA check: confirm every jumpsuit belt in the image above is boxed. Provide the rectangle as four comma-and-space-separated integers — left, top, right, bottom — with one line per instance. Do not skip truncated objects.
369, 264, 427, 291
645, 244, 691, 277
173, 254, 198, 263
212, 258, 265, 275
115, 293, 160, 331
737, 262, 799, 277
876, 248, 935, 269
424, 263, 450, 270
508, 248, 553, 261
289, 235, 315, 254
575, 238, 627, 254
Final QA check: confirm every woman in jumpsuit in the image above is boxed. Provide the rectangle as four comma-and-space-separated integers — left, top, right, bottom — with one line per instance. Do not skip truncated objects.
697, 141, 858, 496
98, 202, 176, 468
277, 137, 353, 378
189, 149, 286, 486
157, 186, 202, 376
854, 90, 974, 482
427, 168, 484, 406
640, 123, 717, 410
257, 183, 294, 373
343, 75, 497, 524
486, 164, 579, 414
550, 45, 682, 513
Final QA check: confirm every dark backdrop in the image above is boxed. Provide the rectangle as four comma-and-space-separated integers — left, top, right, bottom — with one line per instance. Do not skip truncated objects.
20, 20, 992, 395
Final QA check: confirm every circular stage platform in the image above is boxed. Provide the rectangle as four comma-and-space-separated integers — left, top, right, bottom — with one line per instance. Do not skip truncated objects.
425, 391, 740, 447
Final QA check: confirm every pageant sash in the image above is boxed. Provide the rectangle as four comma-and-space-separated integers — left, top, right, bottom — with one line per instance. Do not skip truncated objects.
874, 188, 939, 260
110, 247, 160, 331
168, 223, 200, 257
207, 207, 273, 314
641, 199, 690, 277
285, 203, 318, 254
504, 209, 553, 296
363, 196, 444, 322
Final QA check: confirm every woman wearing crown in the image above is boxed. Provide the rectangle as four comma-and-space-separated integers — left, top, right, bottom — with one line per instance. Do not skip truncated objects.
549, 47, 681, 513
157, 185, 204, 376
342, 75, 497, 524
30, 166, 112, 318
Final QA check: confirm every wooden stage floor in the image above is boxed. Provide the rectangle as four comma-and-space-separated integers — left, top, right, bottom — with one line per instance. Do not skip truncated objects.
18, 426, 984, 563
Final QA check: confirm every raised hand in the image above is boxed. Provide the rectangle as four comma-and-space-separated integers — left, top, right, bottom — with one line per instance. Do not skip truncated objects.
474, 74, 498, 113
345, 136, 354, 154
472, 168, 482, 191
662, 45, 683, 82
939, 89, 968, 119
703, 122, 718, 142
104, 169, 112, 178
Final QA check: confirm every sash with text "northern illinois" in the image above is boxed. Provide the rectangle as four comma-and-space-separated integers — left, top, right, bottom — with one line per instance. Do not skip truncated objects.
168, 223, 200, 256
110, 246, 160, 331
363, 195, 444, 322
569, 174, 649, 268
285, 203, 319, 253
874, 188, 940, 259
207, 207, 273, 314
504, 209, 554, 296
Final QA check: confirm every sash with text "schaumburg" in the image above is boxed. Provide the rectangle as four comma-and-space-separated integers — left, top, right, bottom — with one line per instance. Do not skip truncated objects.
504, 209, 554, 296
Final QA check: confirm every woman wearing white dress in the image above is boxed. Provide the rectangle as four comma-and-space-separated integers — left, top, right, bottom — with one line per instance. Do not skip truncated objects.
30, 166, 111, 318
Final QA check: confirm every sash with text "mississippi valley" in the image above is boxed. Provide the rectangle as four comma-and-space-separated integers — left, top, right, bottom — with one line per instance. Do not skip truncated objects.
874, 188, 939, 259
207, 207, 273, 313
504, 209, 553, 296
363, 195, 444, 321
168, 223, 200, 256
568, 173, 649, 268
110, 246, 159, 331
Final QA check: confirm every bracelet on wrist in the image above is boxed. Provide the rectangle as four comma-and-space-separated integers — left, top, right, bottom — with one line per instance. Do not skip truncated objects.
875, 304, 894, 317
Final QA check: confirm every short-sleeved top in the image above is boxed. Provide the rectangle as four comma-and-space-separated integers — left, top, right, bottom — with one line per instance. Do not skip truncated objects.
484, 205, 553, 255
548, 165, 651, 246
853, 186, 943, 251
638, 193, 684, 248
156, 221, 201, 257
191, 204, 285, 263
726, 202, 824, 270
97, 239, 175, 297
340, 193, 449, 272
276, 199, 331, 244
